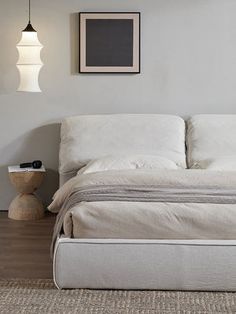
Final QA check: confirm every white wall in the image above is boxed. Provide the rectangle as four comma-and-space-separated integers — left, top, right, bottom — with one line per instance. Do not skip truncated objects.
1, 0, 236, 210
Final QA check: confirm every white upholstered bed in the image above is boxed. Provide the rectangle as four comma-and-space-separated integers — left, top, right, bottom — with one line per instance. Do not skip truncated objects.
51, 114, 236, 290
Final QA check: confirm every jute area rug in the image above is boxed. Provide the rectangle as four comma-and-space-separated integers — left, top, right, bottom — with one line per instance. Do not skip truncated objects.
1, 279, 236, 314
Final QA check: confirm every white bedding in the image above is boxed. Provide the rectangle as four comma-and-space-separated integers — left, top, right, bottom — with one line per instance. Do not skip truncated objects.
63, 201, 236, 240
78, 154, 180, 175
59, 114, 187, 177
50, 167, 236, 243
187, 115, 236, 169
49, 168, 236, 214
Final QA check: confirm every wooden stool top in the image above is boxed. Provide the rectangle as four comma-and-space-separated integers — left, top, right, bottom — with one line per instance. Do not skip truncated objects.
9, 169, 45, 194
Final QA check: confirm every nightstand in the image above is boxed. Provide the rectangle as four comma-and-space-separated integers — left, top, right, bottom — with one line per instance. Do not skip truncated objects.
8, 166, 46, 220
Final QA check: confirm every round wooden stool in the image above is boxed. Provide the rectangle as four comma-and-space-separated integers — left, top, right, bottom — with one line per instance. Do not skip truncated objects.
8, 171, 45, 220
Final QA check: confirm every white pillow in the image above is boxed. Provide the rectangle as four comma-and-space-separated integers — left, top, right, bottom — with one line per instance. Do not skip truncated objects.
77, 155, 179, 175
60, 114, 187, 176
192, 156, 236, 171
187, 115, 236, 169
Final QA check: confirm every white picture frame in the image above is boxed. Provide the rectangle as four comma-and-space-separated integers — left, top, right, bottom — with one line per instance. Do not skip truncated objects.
79, 12, 140, 73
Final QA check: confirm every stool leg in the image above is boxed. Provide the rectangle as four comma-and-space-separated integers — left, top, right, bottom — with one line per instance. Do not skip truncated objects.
8, 193, 45, 220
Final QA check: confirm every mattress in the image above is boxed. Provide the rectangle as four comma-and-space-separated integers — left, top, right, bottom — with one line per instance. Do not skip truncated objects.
63, 201, 236, 240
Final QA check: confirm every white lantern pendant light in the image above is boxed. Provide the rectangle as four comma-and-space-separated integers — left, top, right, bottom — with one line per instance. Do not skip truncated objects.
17, 0, 43, 92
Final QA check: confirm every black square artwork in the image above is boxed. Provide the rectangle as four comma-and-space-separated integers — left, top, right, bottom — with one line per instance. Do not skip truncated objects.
79, 12, 140, 73
86, 19, 133, 67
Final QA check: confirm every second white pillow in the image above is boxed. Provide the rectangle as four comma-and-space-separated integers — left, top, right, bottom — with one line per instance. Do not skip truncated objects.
77, 154, 180, 175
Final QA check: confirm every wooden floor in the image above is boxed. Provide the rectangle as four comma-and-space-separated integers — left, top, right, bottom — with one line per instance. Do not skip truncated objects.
0, 211, 56, 279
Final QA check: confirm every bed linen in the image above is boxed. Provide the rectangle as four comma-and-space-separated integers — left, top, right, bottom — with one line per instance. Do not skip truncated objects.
49, 169, 236, 214
59, 114, 187, 183
63, 201, 236, 240
187, 115, 236, 169
50, 169, 236, 254
77, 155, 180, 175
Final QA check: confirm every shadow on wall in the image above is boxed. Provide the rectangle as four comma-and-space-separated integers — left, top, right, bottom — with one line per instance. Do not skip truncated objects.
0, 123, 61, 211
37, 168, 59, 209
70, 12, 79, 75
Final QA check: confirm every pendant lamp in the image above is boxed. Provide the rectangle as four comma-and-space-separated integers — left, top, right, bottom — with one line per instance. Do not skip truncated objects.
17, 0, 43, 92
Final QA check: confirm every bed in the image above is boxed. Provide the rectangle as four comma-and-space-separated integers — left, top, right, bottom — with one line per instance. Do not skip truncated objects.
51, 114, 236, 290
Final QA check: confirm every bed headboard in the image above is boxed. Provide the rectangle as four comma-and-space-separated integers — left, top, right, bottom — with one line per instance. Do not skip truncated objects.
59, 114, 186, 186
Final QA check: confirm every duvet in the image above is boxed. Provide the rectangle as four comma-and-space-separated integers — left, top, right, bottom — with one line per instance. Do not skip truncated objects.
49, 169, 236, 253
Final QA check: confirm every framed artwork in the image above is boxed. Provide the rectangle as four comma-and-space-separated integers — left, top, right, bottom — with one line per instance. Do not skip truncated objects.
79, 12, 140, 73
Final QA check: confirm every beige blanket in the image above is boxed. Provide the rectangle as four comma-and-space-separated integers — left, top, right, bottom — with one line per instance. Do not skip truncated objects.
49, 169, 236, 213
64, 201, 236, 240
49, 169, 236, 254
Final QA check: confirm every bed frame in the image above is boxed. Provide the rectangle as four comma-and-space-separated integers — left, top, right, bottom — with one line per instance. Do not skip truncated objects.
54, 114, 236, 290
54, 237, 236, 290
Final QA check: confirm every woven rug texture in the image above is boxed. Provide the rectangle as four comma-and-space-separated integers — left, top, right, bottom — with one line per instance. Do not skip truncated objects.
1, 279, 236, 314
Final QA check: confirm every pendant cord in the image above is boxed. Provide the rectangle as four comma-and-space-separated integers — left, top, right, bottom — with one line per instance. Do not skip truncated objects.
23, 0, 36, 31
29, 0, 31, 23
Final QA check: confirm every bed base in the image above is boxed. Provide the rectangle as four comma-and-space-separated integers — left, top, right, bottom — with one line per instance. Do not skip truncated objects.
53, 237, 236, 291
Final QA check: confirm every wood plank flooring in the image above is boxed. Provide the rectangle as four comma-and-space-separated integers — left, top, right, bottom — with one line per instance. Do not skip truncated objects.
0, 211, 56, 279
